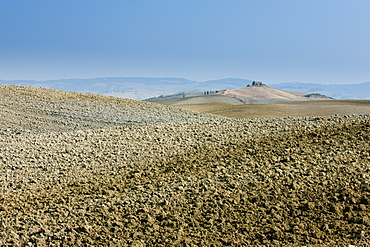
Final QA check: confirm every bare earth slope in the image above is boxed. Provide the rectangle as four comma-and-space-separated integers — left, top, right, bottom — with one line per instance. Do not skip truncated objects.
176, 100, 370, 119
0, 84, 369, 246
0, 84, 222, 135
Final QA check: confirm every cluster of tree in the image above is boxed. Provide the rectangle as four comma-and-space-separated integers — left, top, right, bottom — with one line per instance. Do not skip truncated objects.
204, 90, 218, 95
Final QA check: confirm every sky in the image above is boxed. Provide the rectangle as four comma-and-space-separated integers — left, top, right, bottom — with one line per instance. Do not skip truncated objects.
0, 0, 369, 84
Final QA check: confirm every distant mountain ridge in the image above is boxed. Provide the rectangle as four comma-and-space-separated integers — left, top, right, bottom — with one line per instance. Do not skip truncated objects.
0, 77, 251, 100
271, 82, 370, 100
0, 77, 368, 100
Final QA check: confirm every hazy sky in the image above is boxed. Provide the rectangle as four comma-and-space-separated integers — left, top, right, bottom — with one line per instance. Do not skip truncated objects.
1, 0, 369, 84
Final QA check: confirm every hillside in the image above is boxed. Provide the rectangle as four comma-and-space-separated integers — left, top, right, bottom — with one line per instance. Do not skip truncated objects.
1, 77, 369, 100
223, 84, 332, 102
0, 84, 221, 135
146, 84, 332, 105
147, 94, 244, 106
0, 77, 251, 101
176, 100, 370, 119
0, 84, 369, 246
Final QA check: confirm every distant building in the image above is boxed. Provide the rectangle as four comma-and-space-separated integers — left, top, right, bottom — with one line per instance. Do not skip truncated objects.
252, 81, 264, 86
247, 81, 265, 87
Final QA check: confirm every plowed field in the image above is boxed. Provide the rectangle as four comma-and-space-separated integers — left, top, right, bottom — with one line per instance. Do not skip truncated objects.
0, 84, 369, 246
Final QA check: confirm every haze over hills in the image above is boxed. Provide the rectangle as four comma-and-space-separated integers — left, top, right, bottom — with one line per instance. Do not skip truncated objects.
1, 77, 369, 100
271, 82, 370, 100
0, 78, 251, 101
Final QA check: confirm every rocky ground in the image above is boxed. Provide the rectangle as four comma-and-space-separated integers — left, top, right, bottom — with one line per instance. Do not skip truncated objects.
0, 84, 369, 246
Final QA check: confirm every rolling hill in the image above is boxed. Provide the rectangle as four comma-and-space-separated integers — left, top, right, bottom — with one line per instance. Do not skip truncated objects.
145, 83, 332, 105
0, 84, 221, 135
1, 77, 368, 100
0, 77, 251, 101
0, 84, 369, 245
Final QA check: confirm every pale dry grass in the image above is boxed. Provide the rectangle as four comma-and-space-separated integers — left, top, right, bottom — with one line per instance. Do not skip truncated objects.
223, 85, 317, 101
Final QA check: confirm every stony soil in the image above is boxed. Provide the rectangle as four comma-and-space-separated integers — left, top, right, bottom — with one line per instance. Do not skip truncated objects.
0, 84, 221, 136
0, 84, 369, 246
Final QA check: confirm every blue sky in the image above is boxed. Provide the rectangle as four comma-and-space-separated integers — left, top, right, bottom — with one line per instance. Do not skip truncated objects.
0, 0, 369, 84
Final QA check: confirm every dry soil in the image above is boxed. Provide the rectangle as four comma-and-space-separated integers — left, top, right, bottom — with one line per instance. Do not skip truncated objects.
0, 84, 369, 246
175, 100, 370, 119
